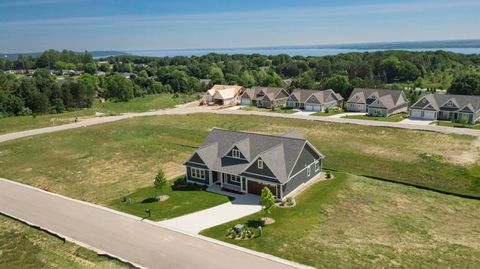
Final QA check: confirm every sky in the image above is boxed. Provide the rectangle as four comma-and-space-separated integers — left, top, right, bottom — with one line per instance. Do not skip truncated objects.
0, 0, 479, 53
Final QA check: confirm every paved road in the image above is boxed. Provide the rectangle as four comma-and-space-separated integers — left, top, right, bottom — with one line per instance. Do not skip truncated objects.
0, 177, 304, 269
161, 185, 262, 234
1, 106, 479, 144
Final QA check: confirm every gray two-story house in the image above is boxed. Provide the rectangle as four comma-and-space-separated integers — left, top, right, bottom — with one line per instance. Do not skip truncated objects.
346, 88, 408, 117
285, 89, 343, 111
240, 87, 289, 109
184, 129, 324, 199
410, 93, 480, 124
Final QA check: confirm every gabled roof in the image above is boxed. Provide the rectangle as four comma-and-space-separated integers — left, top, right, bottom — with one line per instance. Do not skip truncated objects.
242, 87, 287, 101
186, 129, 320, 183
207, 84, 243, 99
290, 89, 326, 103
411, 93, 480, 112
347, 88, 406, 109
306, 89, 343, 104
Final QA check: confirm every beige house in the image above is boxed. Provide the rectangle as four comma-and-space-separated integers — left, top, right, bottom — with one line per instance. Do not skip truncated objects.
204, 85, 244, 106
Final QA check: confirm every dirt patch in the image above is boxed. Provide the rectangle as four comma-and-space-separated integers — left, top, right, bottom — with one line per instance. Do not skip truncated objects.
444, 137, 480, 165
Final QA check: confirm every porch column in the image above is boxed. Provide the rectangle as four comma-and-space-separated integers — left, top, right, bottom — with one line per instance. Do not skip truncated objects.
209, 170, 213, 185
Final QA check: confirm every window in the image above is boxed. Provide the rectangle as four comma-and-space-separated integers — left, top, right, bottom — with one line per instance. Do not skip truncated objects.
307, 166, 311, 176
315, 160, 320, 172
231, 149, 241, 158
191, 168, 205, 179
258, 159, 263, 169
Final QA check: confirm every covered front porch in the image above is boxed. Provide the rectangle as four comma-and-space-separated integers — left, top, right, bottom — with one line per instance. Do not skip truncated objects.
211, 171, 281, 198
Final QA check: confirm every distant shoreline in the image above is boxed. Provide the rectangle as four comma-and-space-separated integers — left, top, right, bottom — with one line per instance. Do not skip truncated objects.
3, 39, 480, 59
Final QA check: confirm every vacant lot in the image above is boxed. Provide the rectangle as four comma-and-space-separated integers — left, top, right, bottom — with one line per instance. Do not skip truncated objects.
0, 113, 479, 207
202, 173, 480, 268
239, 106, 296, 114
0, 215, 125, 268
0, 93, 195, 135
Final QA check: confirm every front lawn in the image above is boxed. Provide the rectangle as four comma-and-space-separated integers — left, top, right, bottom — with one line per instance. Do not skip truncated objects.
343, 113, 407, 122
109, 176, 230, 221
201, 173, 480, 268
239, 106, 297, 114
0, 215, 127, 268
434, 121, 480, 130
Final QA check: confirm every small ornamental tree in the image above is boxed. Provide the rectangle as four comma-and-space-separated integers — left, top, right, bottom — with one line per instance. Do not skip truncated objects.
153, 169, 167, 197
260, 187, 275, 216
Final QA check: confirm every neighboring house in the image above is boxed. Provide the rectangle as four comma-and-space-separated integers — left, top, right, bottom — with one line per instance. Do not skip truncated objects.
286, 89, 343, 111
204, 84, 244, 106
410, 93, 480, 124
346, 88, 408, 117
240, 87, 289, 109
184, 129, 324, 199
119, 72, 136, 79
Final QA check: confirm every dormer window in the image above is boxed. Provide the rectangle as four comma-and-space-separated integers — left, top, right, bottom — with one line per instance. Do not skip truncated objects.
257, 159, 263, 169
232, 149, 241, 158
447, 101, 453, 106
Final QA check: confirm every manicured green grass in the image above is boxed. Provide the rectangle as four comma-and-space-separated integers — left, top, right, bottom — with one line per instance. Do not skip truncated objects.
0, 113, 478, 208
343, 113, 408, 122
0, 93, 197, 135
311, 109, 344, 117
92, 93, 197, 113
0, 214, 126, 268
201, 173, 480, 268
434, 121, 480, 130
109, 177, 230, 221
239, 106, 297, 114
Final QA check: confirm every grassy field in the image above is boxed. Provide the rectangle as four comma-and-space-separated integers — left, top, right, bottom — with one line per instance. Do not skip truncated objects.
92, 93, 197, 113
435, 121, 480, 130
202, 173, 480, 268
343, 113, 408, 122
0, 215, 126, 269
0, 113, 479, 207
239, 106, 297, 114
109, 177, 230, 221
311, 109, 344, 116
0, 93, 196, 135
0, 110, 96, 135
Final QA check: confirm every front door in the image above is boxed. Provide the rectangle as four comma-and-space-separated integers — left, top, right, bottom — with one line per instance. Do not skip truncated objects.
212, 171, 219, 184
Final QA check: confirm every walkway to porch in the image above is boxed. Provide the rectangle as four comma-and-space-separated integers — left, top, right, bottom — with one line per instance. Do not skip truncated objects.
159, 185, 261, 234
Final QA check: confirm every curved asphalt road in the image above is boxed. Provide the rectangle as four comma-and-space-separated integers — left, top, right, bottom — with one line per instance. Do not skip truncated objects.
0, 177, 305, 269
1, 106, 479, 144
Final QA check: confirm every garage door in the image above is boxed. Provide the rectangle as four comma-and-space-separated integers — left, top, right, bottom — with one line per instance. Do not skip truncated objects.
424, 111, 436, 120
411, 110, 422, 118
241, 98, 251, 105
247, 180, 277, 196
305, 105, 320, 111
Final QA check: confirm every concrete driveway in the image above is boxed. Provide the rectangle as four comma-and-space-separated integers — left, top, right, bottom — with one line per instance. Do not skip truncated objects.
327, 112, 366, 118
161, 185, 261, 234
399, 118, 434, 126
292, 110, 316, 116
0, 177, 306, 269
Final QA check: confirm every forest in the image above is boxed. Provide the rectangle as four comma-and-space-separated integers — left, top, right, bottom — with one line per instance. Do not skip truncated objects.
1, 49, 480, 117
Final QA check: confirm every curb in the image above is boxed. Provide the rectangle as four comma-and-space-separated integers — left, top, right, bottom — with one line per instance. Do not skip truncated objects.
0, 177, 312, 269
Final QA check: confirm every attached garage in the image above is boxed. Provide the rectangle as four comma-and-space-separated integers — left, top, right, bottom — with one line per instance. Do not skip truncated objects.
247, 180, 277, 197
241, 98, 251, 106
305, 104, 321, 111
411, 109, 436, 120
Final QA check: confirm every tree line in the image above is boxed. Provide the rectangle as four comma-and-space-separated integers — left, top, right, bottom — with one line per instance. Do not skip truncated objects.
1, 49, 480, 117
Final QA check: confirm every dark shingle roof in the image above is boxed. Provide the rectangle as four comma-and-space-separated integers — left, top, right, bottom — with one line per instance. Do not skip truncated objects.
189, 128, 318, 183
242, 87, 287, 101
347, 88, 406, 109
412, 93, 480, 112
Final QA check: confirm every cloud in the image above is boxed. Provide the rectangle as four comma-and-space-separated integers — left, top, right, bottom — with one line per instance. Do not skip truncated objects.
0, 0, 479, 30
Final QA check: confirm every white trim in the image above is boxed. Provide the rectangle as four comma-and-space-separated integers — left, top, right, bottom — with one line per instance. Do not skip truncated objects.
287, 141, 324, 178
190, 167, 206, 180
439, 98, 459, 109
314, 160, 320, 172
288, 159, 321, 180
257, 159, 263, 169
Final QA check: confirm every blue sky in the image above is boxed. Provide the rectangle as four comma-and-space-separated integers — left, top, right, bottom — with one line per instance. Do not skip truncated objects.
0, 0, 479, 53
